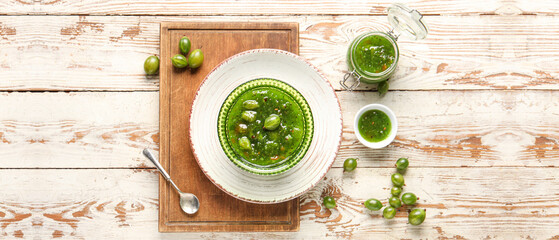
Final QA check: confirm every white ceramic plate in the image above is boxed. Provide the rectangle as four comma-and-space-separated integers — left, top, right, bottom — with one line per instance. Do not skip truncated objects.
190, 49, 342, 203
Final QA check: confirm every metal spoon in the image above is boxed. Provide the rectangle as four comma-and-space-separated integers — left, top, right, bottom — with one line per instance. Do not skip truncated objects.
142, 148, 200, 214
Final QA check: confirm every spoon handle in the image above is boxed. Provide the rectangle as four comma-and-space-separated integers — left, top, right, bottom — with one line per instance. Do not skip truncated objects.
143, 149, 183, 193
142, 148, 171, 181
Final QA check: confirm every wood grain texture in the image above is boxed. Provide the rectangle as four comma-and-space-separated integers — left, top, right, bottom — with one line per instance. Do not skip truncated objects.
0, 92, 158, 168
335, 90, 559, 168
0, 0, 519, 16
1, 2, 559, 238
158, 22, 299, 232
2, 90, 559, 169
0, 168, 557, 239
2, 15, 559, 91
4, 90, 559, 168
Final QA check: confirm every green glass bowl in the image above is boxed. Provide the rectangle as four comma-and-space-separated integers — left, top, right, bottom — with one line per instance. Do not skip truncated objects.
217, 78, 314, 175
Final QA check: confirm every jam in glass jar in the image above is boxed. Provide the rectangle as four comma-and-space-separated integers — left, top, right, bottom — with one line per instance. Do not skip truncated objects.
341, 4, 428, 90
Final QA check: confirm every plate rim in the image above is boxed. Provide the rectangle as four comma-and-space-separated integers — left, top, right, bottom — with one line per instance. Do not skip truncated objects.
189, 48, 343, 204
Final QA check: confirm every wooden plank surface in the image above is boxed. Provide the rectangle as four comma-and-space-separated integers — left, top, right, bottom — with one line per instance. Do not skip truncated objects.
2, 90, 558, 169
1, 1, 559, 238
0, 0, 520, 16
0, 168, 558, 239
2, 15, 559, 91
0, 92, 158, 169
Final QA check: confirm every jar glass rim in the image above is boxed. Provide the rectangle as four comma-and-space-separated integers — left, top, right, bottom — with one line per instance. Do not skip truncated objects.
350, 32, 399, 78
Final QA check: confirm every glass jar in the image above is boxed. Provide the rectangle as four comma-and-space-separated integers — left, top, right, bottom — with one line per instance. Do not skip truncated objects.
341, 4, 428, 90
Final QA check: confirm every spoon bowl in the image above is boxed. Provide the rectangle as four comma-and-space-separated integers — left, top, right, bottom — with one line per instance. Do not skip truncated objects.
179, 192, 200, 214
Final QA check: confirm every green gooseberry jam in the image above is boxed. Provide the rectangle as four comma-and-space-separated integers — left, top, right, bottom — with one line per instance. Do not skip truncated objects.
347, 32, 399, 84
358, 109, 391, 142
225, 80, 307, 167
354, 35, 396, 74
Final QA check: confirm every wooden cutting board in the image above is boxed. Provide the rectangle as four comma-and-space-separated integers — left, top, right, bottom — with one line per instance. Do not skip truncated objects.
158, 22, 300, 232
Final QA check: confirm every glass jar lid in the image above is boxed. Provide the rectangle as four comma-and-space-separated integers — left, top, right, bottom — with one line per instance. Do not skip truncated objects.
387, 3, 428, 40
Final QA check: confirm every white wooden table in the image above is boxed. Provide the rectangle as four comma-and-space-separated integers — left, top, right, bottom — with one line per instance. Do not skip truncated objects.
1, 1, 558, 239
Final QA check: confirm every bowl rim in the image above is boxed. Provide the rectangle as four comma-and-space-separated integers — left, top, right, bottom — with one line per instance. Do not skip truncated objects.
217, 78, 314, 175
353, 103, 398, 148
189, 48, 343, 204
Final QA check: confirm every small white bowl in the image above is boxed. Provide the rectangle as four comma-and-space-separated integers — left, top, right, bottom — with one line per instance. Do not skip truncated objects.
354, 104, 398, 149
